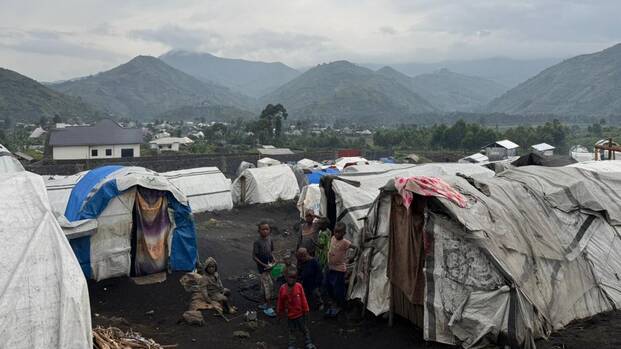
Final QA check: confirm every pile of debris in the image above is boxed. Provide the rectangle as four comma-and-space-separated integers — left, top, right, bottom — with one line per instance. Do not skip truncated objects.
93, 326, 172, 349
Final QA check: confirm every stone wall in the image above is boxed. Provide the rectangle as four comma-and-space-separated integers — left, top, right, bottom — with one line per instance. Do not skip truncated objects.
27, 150, 340, 177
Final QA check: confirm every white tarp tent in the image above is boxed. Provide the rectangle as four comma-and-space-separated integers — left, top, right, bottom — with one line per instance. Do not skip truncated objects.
257, 157, 281, 168
0, 171, 92, 348
163, 167, 233, 212
334, 156, 368, 170
297, 158, 322, 170
320, 163, 495, 247
297, 184, 322, 218
44, 172, 87, 216
232, 164, 300, 205
567, 160, 621, 173
352, 165, 621, 348
0, 144, 25, 173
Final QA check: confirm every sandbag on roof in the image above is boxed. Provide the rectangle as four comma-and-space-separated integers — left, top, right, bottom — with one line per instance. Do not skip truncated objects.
0, 171, 92, 348
320, 163, 494, 247
352, 165, 621, 348
232, 164, 300, 205
163, 167, 233, 212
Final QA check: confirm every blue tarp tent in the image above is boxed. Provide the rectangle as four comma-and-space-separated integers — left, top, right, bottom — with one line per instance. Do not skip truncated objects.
64, 166, 197, 280
306, 168, 340, 185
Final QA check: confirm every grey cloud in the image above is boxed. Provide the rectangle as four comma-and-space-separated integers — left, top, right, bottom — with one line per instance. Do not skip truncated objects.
130, 24, 224, 51
379, 26, 397, 35
0, 28, 123, 61
239, 30, 330, 51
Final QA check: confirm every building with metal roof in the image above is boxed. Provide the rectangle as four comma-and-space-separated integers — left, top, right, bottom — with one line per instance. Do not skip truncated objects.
48, 119, 143, 160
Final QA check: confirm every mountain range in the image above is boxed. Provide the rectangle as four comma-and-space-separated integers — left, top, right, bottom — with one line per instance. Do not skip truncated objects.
364, 57, 561, 88
376, 66, 507, 112
3, 43, 621, 124
487, 43, 621, 116
160, 50, 300, 98
0, 68, 99, 122
49, 56, 256, 119
260, 61, 437, 123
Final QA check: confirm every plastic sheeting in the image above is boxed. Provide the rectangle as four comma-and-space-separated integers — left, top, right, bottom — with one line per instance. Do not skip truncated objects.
44, 172, 87, 216
0, 144, 24, 173
0, 171, 91, 349
64, 166, 197, 281
567, 160, 621, 173
320, 163, 495, 247
297, 184, 322, 218
232, 164, 300, 205
354, 165, 621, 348
257, 157, 281, 168
163, 167, 233, 212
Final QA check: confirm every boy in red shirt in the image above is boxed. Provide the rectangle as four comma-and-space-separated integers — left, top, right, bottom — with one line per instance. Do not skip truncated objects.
277, 269, 316, 349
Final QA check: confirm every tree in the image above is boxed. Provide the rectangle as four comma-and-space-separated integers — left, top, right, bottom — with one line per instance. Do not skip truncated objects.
258, 104, 288, 141
52, 114, 63, 124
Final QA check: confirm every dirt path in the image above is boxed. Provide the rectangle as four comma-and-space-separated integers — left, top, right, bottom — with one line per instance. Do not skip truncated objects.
89, 202, 621, 348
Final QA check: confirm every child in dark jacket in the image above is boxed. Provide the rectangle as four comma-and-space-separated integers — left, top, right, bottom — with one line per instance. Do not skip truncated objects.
277, 269, 316, 349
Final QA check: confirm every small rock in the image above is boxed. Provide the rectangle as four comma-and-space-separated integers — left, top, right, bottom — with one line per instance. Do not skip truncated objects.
233, 330, 251, 339
94, 313, 99, 317
145, 310, 155, 316
192, 339, 196, 342
256, 341, 267, 349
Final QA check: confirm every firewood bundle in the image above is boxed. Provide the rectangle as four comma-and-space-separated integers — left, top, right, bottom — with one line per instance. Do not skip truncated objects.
93, 326, 173, 349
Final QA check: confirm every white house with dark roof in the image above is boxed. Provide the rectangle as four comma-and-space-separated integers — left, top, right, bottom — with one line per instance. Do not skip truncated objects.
48, 119, 143, 160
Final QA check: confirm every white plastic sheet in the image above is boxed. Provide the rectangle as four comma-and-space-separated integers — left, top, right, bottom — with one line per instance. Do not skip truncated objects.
232, 164, 300, 205
163, 167, 233, 212
0, 172, 91, 349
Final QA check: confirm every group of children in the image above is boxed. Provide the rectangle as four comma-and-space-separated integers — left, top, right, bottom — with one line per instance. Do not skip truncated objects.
252, 211, 356, 349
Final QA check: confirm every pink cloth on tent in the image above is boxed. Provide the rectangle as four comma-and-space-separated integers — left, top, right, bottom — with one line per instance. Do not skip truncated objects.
394, 176, 467, 209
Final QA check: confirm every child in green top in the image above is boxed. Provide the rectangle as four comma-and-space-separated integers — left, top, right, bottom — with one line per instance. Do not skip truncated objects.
315, 217, 332, 270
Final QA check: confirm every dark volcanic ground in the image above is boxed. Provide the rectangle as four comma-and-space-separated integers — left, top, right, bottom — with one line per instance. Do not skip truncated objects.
89, 202, 621, 349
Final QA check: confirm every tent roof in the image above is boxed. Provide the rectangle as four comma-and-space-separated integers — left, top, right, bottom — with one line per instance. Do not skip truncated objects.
531, 142, 555, 151
257, 147, 294, 156
484, 139, 519, 149
162, 167, 232, 212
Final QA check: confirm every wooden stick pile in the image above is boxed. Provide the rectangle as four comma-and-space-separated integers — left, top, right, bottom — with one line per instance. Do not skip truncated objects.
93, 326, 175, 349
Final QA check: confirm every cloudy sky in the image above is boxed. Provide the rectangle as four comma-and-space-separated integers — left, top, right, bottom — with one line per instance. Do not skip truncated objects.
1, 0, 619, 81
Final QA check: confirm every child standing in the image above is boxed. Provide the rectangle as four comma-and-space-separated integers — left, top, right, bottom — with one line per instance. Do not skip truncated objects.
253, 221, 276, 317
326, 222, 354, 316
315, 217, 332, 270
277, 269, 316, 349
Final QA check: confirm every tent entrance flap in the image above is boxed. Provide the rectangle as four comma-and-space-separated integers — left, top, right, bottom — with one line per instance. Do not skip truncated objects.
388, 194, 427, 327
133, 187, 172, 276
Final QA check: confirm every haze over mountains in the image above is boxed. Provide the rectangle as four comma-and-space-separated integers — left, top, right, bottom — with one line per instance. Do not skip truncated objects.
487, 44, 621, 116
2, 43, 621, 124
0, 68, 99, 122
364, 57, 561, 88
160, 50, 301, 98
376, 66, 507, 112
50, 56, 255, 119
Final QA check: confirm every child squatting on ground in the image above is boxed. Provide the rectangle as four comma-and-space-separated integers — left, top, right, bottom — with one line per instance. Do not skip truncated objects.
253, 221, 276, 317
200, 257, 235, 314
277, 268, 316, 349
